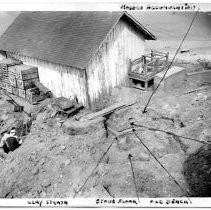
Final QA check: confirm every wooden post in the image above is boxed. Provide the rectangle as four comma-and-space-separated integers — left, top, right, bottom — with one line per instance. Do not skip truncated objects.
143, 56, 147, 76
144, 81, 148, 90
151, 50, 154, 61
155, 59, 159, 73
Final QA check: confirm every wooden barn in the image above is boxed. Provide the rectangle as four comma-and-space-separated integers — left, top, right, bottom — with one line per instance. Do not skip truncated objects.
0, 12, 156, 109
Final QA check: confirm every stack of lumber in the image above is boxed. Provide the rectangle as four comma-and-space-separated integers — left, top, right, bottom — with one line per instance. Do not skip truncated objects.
0, 58, 49, 104
8, 64, 39, 99
0, 58, 23, 93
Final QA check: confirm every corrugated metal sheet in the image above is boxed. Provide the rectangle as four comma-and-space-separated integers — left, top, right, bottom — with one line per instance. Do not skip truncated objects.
0, 12, 155, 69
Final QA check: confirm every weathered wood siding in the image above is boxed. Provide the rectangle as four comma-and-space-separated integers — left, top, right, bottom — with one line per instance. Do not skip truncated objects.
7, 52, 88, 105
86, 18, 146, 108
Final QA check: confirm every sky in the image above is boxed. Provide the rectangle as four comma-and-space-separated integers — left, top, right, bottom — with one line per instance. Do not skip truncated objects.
0, 2, 210, 40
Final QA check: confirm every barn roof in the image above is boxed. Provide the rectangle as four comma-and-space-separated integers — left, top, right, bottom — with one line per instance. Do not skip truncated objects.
0, 12, 156, 69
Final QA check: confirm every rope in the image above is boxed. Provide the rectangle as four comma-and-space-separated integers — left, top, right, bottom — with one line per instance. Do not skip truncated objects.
132, 122, 207, 145
143, 10, 199, 113
73, 136, 117, 198
128, 154, 140, 203
130, 124, 192, 203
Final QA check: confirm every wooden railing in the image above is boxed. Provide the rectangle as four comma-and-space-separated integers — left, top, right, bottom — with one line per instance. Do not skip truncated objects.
130, 50, 169, 77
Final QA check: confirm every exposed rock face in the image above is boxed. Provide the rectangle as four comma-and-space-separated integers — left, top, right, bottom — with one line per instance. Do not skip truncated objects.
183, 145, 211, 197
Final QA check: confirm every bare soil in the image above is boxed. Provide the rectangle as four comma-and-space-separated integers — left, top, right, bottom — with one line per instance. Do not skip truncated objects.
0, 57, 211, 199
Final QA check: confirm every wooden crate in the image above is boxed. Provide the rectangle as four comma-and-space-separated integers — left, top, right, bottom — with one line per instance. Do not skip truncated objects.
1, 75, 9, 83
26, 87, 46, 103
6, 83, 12, 93
1, 81, 8, 90
16, 77, 39, 90
9, 64, 38, 80
12, 87, 19, 96
26, 88, 38, 101
8, 65, 16, 74
21, 72, 38, 80
9, 74, 17, 87
18, 88, 26, 98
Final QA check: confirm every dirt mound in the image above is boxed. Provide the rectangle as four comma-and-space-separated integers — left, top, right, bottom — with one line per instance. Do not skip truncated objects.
183, 145, 211, 196
0, 77, 211, 199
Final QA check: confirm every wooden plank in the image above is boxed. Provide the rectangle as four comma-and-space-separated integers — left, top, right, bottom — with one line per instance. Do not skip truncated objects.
9, 74, 17, 87
87, 102, 126, 120
12, 87, 19, 96
67, 105, 84, 118
86, 102, 134, 120
18, 88, 26, 98
6, 83, 12, 93
129, 72, 145, 80
132, 84, 145, 90
129, 72, 154, 82
17, 78, 39, 90
132, 57, 142, 64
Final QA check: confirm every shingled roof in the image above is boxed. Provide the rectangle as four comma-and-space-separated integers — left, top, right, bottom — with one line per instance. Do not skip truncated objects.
0, 12, 156, 69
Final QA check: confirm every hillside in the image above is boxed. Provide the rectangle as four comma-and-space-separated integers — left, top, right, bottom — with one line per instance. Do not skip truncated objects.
0, 71, 211, 199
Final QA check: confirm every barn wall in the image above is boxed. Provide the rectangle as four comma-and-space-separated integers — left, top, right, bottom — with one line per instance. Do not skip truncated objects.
86, 18, 146, 109
7, 52, 88, 106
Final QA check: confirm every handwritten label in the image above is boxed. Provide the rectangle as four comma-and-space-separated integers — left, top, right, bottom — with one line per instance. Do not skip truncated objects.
120, 3, 197, 11
27, 199, 68, 207
96, 198, 138, 205
150, 198, 191, 205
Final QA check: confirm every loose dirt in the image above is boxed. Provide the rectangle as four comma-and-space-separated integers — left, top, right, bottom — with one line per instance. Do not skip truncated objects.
0, 58, 211, 199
